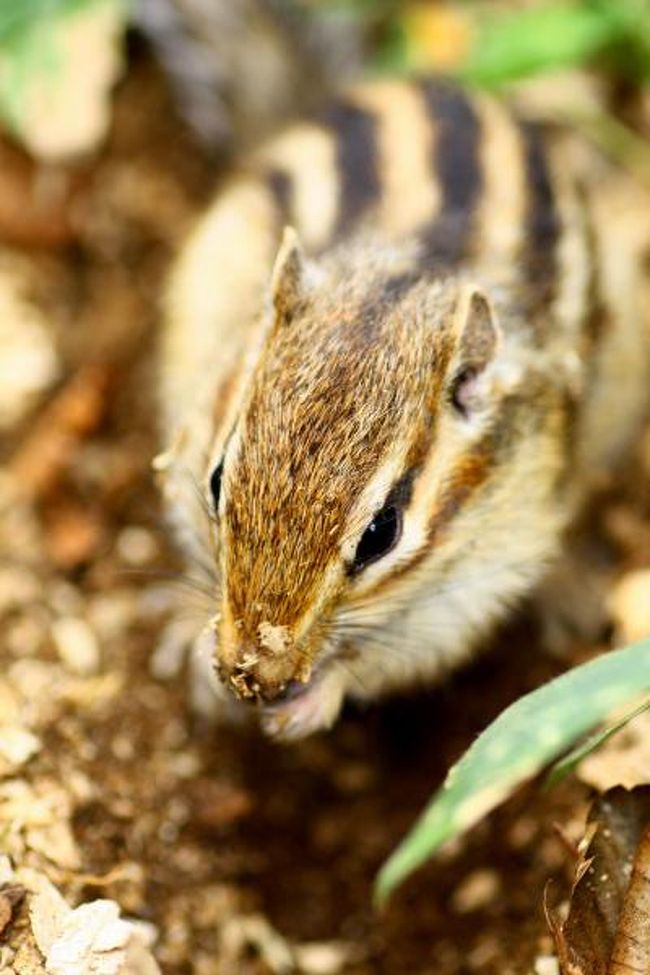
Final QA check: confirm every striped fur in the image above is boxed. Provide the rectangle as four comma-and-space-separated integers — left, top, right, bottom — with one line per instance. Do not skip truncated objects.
159, 77, 650, 738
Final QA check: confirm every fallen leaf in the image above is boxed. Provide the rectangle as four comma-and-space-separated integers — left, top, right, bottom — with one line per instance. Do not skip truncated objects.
46, 899, 160, 975
16, 866, 161, 975
22, 867, 70, 958
549, 786, 650, 975
609, 823, 650, 974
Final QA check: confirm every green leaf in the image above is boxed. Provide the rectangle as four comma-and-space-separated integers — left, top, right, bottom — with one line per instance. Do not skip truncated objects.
374, 639, 650, 907
457, 1, 629, 85
545, 697, 650, 788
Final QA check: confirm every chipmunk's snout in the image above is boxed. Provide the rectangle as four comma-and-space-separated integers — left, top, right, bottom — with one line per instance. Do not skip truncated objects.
217, 620, 312, 704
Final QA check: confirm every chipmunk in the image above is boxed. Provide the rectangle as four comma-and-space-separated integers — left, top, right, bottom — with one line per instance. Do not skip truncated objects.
157, 77, 650, 740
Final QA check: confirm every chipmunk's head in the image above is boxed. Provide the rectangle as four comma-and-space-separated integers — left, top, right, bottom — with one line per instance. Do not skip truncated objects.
206, 229, 568, 737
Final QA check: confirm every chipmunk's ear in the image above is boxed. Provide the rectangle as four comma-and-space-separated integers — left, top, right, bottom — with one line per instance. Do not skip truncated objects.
450, 286, 501, 415
456, 286, 500, 369
271, 226, 305, 323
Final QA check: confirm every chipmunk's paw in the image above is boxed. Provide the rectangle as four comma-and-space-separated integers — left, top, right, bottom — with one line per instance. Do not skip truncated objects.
260, 668, 346, 741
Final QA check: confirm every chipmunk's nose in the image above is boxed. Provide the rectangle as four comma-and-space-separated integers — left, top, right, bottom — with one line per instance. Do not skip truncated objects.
217, 632, 311, 705
217, 608, 312, 702
222, 663, 307, 704
220, 657, 306, 704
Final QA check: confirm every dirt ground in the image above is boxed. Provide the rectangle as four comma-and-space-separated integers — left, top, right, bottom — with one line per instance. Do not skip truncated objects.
1, 49, 650, 975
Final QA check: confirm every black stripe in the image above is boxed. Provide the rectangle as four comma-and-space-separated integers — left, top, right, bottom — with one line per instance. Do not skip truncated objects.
416, 79, 483, 271
318, 101, 381, 239
518, 121, 561, 325
577, 179, 608, 349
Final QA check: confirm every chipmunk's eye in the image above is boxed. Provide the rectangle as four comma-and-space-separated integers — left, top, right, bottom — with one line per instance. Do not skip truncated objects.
209, 461, 223, 510
352, 504, 402, 573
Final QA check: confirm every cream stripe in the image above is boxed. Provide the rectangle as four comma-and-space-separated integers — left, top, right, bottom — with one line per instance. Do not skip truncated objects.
349, 80, 440, 238
547, 149, 590, 344
256, 123, 339, 251
473, 95, 527, 274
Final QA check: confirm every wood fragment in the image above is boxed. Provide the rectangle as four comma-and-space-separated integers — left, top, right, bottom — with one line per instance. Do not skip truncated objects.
9, 365, 112, 500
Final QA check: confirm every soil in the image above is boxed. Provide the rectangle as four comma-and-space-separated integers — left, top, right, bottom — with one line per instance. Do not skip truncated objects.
1, 48, 649, 975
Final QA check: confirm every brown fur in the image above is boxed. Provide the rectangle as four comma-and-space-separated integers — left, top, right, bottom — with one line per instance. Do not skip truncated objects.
159, 78, 650, 737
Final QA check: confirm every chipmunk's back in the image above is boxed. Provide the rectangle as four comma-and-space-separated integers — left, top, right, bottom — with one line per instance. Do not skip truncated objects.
163, 76, 647, 447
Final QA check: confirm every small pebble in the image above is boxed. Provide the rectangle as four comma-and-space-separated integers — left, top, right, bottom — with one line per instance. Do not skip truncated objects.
0, 567, 40, 616
451, 868, 500, 913
534, 956, 560, 975
48, 581, 85, 617
293, 941, 352, 975
87, 590, 138, 640
51, 616, 101, 675
5, 616, 44, 658
117, 526, 158, 566
0, 726, 41, 769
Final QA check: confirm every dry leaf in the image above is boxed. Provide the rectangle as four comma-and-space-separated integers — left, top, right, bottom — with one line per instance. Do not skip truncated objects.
549, 786, 650, 975
46, 900, 160, 975
15, 866, 161, 975
609, 824, 650, 974
578, 710, 650, 792
22, 868, 71, 957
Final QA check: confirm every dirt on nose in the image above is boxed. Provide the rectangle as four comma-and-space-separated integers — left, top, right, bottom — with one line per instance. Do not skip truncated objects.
220, 626, 312, 703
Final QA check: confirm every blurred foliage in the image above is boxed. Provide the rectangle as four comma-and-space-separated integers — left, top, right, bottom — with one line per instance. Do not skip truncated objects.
0, 0, 98, 40
0, 0, 126, 143
317, 0, 650, 84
